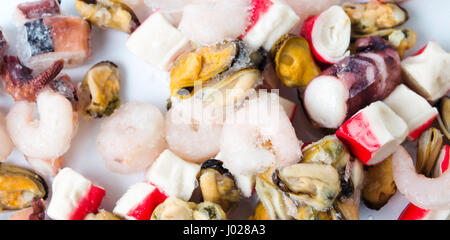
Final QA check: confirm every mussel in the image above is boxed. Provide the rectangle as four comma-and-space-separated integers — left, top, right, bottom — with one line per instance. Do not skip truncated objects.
75, 0, 140, 34
170, 41, 238, 99
270, 34, 321, 89
248, 202, 270, 220
352, 28, 416, 57
274, 163, 341, 211
151, 197, 226, 220
85, 209, 121, 220
198, 159, 240, 211
362, 155, 397, 210
255, 168, 299, 220
438, 97, 450, 140
201, 69, 261, 107
416, 128, 444, 177
302, 135, 351, 170
342, 1, 408, 34
332, 199, 360, 220
0, 163, 47, 211
151, 197, 196, 220
193, 202, 227, 220
80, 61, 121, 119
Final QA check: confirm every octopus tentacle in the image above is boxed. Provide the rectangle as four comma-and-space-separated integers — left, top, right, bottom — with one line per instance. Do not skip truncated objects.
1, 56, 64, 101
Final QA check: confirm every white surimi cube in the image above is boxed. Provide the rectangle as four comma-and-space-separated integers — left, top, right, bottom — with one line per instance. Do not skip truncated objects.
113, 182, 167, 220
126, 11, 190, 71
146, 150, 200, 201
47, 168, 105, 220
243, 0, 299, 51
384, 84, 438, 140
401, 41, 450, 101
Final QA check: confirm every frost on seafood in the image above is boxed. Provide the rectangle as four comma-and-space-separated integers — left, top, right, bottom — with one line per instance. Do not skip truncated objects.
96, 102, 166, 174
220, 92, 302, 176
6, 89, 78, 177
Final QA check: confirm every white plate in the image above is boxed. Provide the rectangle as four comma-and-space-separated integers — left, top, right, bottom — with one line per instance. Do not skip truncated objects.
0, 0, 449, 220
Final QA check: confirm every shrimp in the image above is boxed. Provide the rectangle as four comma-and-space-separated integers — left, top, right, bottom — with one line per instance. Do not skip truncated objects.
220, 92, 302, 176
392, 146, 450, 210
96, 102, 166, 174
6, 89, 77, 176
165, 98, 224, 163
0, 112, 14, 162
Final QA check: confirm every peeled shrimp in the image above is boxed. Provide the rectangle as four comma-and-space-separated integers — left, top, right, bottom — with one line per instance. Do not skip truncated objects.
392, 146, 450, 210
165, 98, 224, 163
220, 92, 302, 176
6, 89, 77, 176
96, 102, 166, 174
0, 112, 14, 162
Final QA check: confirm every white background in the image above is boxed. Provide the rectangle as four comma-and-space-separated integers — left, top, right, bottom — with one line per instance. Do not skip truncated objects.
0, 0, 449, 220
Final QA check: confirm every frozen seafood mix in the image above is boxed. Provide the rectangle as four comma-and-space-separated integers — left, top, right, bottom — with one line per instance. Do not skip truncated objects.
0, 0, 449, 221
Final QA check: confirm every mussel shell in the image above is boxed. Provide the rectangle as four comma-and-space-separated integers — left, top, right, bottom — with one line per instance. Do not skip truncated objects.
233, 40, 267, 72
198, 159, 239, 211
416, 128, 443, 177
270, 34, 321, 89
200, 159, 233, 178
0, 163, 47, 211
438, 97, 450, 140
170, 41, 238, 99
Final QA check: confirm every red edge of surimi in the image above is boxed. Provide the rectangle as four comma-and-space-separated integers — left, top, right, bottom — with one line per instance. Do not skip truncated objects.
441, 145, 449, 172
398, 145, 449, 220
69, 184, 106, 220
336, 113, 381, 165
412, 44, 428, 57
289, 104, 297, 122
241, 0, 273, 38
407, 114, 438, 141
398, 203, 431, 220
127, 186, 168, 220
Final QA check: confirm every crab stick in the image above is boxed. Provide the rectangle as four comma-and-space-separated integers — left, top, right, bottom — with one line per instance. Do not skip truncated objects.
113, 182, 168, 220
336, 101, 408, 165
383, 84, 438, 141
242, 0, 299, 51
300, 5, 351, 64
401, 41, 450, 102
47, 168, 105, 220
126, 11, 190, 71
146, 150, 200, 201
